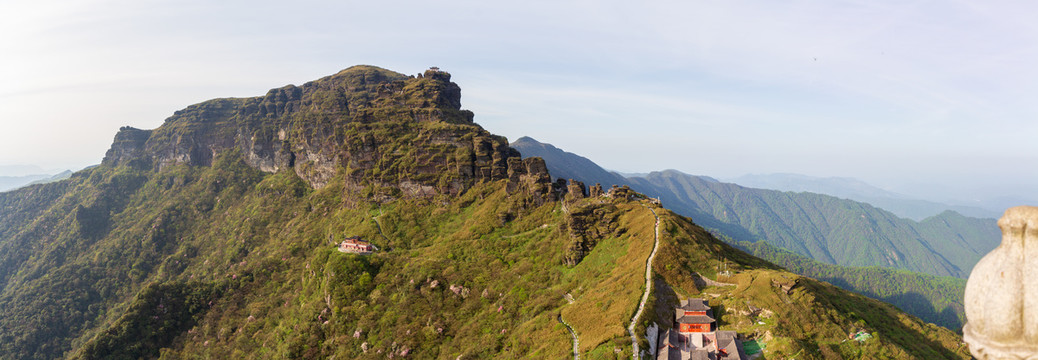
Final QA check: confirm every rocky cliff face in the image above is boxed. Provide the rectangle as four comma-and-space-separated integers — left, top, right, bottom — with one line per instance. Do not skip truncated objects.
103, 126, 153, 168
563, 201, 623, 266
103, 66, 548, 199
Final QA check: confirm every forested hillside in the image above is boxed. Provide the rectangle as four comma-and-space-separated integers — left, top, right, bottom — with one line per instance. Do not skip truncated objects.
0, 66, 969, 359
629, 170, 999, 278
514, 136, 992, 332
727, 173, 999, 220
736, 239, 966, 331
513, 137, 999, 279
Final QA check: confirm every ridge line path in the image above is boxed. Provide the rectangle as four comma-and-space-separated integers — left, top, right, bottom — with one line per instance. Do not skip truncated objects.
629, 203, 660, 359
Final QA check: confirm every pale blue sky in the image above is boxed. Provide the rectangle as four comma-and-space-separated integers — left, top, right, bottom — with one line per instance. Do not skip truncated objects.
2, 0, 1037, 204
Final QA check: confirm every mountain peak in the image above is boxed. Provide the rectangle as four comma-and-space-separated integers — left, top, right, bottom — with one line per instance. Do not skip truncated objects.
513, 136, 538, 144
101, 66, 551, 201
511, 136, 627, 189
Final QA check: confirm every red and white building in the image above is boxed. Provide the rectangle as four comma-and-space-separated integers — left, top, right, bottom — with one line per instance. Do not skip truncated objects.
338, 236, 376, 254
658, 298, 747, 360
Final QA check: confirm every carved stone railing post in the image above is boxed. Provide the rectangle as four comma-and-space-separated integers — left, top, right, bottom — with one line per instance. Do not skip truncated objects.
964, 206, 1038, 359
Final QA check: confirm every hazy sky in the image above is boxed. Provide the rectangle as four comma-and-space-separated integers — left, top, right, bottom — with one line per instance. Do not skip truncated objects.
3, 0, 1037, 204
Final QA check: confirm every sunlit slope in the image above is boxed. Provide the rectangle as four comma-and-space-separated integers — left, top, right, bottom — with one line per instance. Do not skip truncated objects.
513, 137, 999, 279
0, 66, 969, 360
646, 208, 969, 360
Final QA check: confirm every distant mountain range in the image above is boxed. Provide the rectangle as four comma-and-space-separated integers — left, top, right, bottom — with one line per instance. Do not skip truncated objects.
512, 136, 995, 329
0, 170, 73, 193
737, 238, 968, 330
632, 171, 998, 278
513, 136, 1000, 279
510, 137, 628, 189
726, 173, 1001, 220
0, 165, 51, 176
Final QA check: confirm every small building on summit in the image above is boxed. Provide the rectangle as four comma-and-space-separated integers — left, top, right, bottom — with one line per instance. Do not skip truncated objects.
338, 236, 377, 254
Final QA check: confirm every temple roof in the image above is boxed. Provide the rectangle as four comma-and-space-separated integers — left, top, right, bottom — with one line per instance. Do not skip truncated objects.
679, 298, 711, 312
677, 315, 716, 324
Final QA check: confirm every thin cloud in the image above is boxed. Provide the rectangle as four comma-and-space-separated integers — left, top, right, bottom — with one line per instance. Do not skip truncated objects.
1, 0, 1036, 202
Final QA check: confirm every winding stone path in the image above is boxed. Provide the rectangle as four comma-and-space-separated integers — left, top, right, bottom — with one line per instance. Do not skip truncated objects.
558, 314, 580, 359
629, 204, 661, 359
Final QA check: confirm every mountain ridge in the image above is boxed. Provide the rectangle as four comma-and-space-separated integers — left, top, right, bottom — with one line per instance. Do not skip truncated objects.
512, 136, 995, 330
0, 66, 969, 359
628, 169, 999, 277
0, 170, 73, 193
513, 136, 999, 279
103, 66, 559, 204
727, 173, 1001, 220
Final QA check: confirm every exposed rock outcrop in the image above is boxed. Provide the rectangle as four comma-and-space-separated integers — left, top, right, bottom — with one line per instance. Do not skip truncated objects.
506, 157, 556, 204
103, 127, 153, 168
589, 183, 603, 197
101, 65, 551, 199
563, 203, 622, 266
607, 185, 636, 200
771, 277, 799, 294
566, 179, 587, 200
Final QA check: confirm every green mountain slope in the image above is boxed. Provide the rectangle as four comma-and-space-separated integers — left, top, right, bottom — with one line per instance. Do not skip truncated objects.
512, 136, 991, 331
632, 170, 999, 278
727, 173, 1000, 220
0, 66, 969, 359
652, 210, 968, 359
513, 137, 999, 279
736, 239, 967, 330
